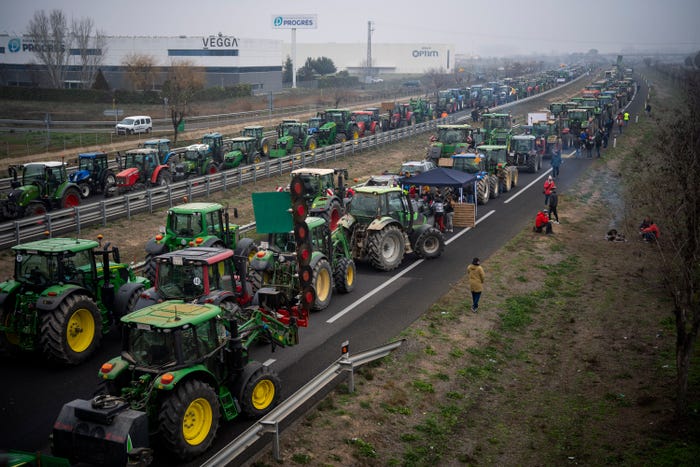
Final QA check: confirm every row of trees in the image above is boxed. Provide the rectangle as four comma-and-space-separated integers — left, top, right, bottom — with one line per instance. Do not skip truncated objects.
282, 56, 337, 83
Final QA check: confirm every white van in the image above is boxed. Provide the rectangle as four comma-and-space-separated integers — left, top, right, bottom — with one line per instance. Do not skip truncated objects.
115, 116, 152, 135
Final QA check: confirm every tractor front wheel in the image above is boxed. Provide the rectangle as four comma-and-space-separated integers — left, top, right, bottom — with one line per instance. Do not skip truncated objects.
27, 202, 47, 217
157, 171, 171, 186
78, 183, 91, 198
159, 379, 220, 461
489, 175, 500, 199
333, 257, 356, 293
414, 227, 445, 259
367, 225, 405, 271
312, 259, 333, 311
477, 179, 490, 205
39, 294, 101, 365
511, 168, 519, 187
321, 200, 343, 231
306, 138, 317, 151
239, 365, 280, 418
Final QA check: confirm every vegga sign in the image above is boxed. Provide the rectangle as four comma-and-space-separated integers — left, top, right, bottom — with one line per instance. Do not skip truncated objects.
271, 15, 317, 29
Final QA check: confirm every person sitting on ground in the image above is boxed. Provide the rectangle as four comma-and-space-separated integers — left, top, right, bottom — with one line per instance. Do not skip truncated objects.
639, 216, 652, 230
534, 209, 553, 234
640, 220, 660, 242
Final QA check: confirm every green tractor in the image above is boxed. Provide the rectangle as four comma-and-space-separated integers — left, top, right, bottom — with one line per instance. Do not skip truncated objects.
409, 97, 432, 123
168, 143, 221, 181
136, 244, 258, 312
338, 186, 445, 271
317, 109, 360, 142
143, 202, 241, 282
290, 167, 348, 231
241, 125, 272, 158
52, 301, 289, 464
427, 124, 477, 161
450, 153, 492, 205
479, 144, 519, 195
509, 135, 543, 173
1, 162, 82, 220
481, 113, 513, 148
0, 237, 149, 365
220, 136, 262, 168
269, 120, 318, 157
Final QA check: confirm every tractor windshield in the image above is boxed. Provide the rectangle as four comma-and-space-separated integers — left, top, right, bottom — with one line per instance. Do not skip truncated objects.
353, 114, 371, 123
438, 129, 464, 144
483, 149, 508, 164
348, 192, 381, 217
185, 149, 201, 161
452, 157, 482, 174
156, 262, 205, 300
168, 211, 204, 237
15, 251, 58, 286
78, 157, 96, 172
126, 327, 177, 367
512, 139, 533, 152
22, 165, 48, 185
230, 140, 251, 153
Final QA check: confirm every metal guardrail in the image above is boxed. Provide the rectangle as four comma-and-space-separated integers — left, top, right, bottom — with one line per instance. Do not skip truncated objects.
200, 339, 405, 466
0, 121, 444, 249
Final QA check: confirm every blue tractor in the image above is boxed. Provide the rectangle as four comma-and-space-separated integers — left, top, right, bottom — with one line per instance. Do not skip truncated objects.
68, 152, 116, 198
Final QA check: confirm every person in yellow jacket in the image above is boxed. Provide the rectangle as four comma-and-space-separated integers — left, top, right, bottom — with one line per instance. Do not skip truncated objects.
468, 257, 485, 313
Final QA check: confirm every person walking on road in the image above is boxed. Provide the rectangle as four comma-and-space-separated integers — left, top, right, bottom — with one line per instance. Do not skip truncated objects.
594, 129, 603, 158
623, 111, 630, 127
548, 188, 559, 223
468, 257, 485, 313
550, 149, 562, 178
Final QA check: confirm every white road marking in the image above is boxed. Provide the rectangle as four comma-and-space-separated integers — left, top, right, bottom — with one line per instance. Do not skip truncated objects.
326, 210, 496, 324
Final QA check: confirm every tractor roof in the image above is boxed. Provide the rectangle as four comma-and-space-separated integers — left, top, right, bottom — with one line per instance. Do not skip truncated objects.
351, 110, 373, 115
354, 185, 402, 195
202, 132, 222, 138
291, 168, 335, 176
230, 136, 256, 142
478, 145, 508, 151
244, 125, 264, 130
121, 301, 221, 329
125, 148, 158, 155
154, 247, 234, 266
12, 237, 100, 253
452, 153, 482, 160
306, 216, 326, 229
512, 135, 536, 140
482, 113, 510, 118
186, 143, 209, 151
24, 161, 64, 169
169, 202, 223, 214
324, 108, 350, 112
438, 124, 473, 130
78, 152, 107, 158
144, 139, 170, 144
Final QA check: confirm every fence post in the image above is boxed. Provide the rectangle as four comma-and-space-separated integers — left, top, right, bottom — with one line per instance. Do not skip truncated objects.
147, 190, 153, 213
222, 171, 227, 192
74, 207, 81, 235
101, 201, 107, 226
260, 420, 281, 461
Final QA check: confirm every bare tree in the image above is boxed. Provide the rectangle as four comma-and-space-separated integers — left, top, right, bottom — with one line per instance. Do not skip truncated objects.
423, 67, 452, 93
71, 17, 107, 89
122, 54, 158, 91
161, 60, 204, 143
622, 70, 700, 418
27, 9, 71, 88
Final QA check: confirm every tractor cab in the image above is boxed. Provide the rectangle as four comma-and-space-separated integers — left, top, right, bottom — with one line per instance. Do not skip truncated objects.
241, 126, 264, 139
142, 139, 171, 159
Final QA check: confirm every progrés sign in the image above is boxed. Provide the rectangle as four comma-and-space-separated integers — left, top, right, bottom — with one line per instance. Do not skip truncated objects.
271, 15, 318, 29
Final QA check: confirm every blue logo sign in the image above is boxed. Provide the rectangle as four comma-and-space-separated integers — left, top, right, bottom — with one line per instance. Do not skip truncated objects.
8, 38, 20, 53
273, 16, 283, 27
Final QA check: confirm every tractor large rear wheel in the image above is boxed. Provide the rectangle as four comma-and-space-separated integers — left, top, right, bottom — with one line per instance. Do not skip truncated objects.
335, 133, 347, 144
367, 225, 405, 271
239, 365, 280, 418
159, 379, 220, 461
39, 294, 101, 365
312, 259, 333, 311
413, 227, 445, 259
61, 187, 81, 209
333, 257, 356, 293
489, 175, 500, 199
0, 308, 20, 356
511, 168, 519, 187
477, 179, 490, 205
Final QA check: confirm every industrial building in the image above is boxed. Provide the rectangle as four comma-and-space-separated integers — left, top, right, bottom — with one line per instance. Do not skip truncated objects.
0, 33, 453, 90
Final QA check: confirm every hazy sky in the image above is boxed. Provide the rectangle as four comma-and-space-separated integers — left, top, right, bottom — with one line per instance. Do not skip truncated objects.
2, 0, 699, 57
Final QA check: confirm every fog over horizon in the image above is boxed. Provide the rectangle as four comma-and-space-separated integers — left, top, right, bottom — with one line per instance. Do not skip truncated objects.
2, 0, 699, 58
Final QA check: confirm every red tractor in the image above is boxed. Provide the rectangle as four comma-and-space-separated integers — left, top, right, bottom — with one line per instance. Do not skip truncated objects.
390, 103, 415, 129
351, 110, 382, 137
106, 148, 172, 196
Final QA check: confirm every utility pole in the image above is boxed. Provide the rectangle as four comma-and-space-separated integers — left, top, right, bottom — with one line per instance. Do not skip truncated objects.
366, 21, 374, 83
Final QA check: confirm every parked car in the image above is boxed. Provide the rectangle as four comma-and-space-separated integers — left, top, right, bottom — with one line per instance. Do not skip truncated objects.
400, 160, 436, 177
115, 115, 152, 135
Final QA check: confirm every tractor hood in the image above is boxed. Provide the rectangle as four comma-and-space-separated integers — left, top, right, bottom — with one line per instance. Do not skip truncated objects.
69, 170, 90, 184
116, 167, 139, 179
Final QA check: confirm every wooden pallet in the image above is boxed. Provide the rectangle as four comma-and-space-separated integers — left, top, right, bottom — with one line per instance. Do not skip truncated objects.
453, 202, 475, 227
